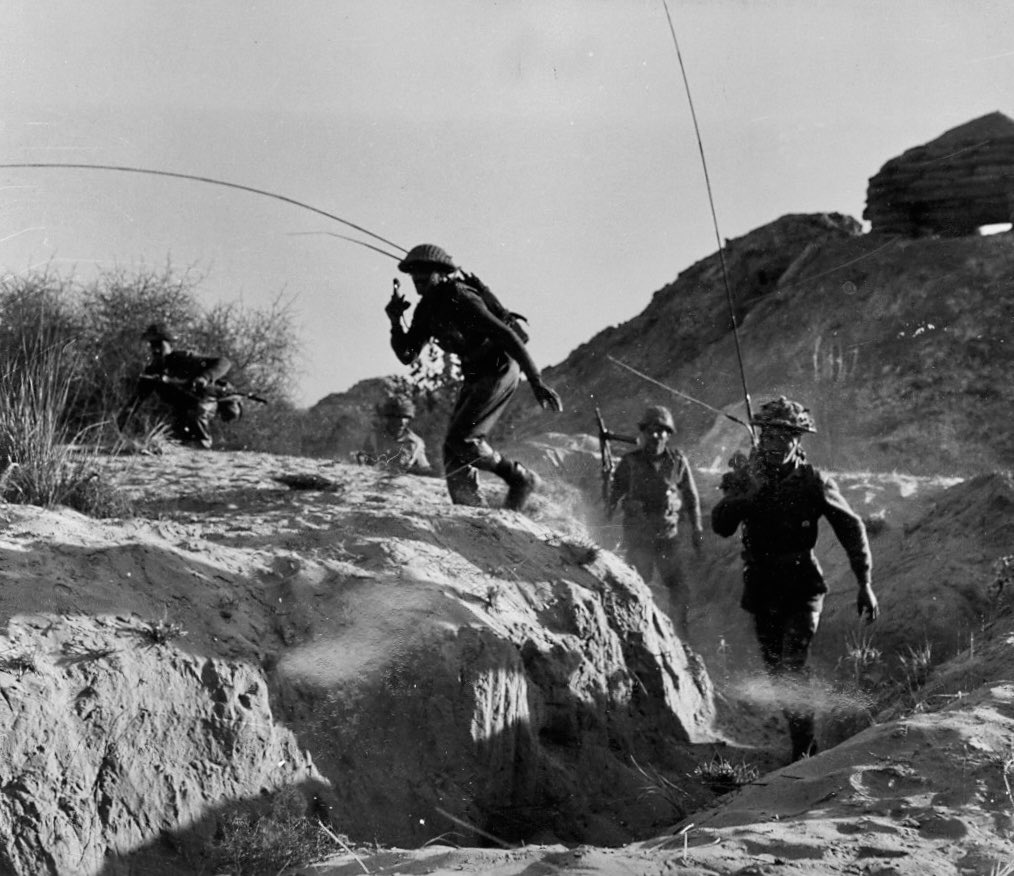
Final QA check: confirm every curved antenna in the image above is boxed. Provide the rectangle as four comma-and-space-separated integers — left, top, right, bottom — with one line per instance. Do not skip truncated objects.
661, 1, 755, 441
0, 162, 408, 254
287, 231, 402, 261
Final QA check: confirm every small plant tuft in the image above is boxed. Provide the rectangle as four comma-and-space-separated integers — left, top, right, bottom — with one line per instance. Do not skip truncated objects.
0, 647, 41, 677
692, 754, 760, 794
131, 610, 187, 647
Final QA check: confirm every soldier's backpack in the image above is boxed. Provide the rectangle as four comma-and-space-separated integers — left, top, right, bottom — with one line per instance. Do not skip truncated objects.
459, 272, 530, 344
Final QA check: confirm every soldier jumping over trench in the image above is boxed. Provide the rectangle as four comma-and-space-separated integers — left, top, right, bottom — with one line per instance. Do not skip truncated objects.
384, 244, 562, 510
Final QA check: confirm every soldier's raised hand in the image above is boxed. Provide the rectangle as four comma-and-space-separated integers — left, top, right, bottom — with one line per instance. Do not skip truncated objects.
385, 281, 411, 323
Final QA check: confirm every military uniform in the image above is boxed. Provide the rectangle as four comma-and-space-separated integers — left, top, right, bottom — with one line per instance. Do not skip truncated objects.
118, 325, 232, 449
608, 406, 703, 637
387, 244, 562, 509
711, 397, 876, 760
358, 397, 433, 475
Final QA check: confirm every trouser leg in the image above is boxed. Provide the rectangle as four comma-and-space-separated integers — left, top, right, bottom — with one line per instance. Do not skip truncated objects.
656, 537, 689, 640
172, 398, 216, 449
752, 596, 823, 760
443, 360, 521, 506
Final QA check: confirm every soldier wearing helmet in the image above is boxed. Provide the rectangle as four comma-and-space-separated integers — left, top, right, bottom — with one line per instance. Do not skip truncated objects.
608, 404, 704, 639
116, 323, 232, 449
712, 396, 879, 761
384, 243, 562, 509
357, 393, 433, 475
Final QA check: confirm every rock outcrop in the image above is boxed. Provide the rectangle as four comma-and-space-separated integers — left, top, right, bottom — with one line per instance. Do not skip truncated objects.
864, 111, 1014, 236
0, 616, 323, 876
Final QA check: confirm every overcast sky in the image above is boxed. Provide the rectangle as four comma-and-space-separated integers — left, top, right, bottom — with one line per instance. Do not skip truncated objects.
2, 1, 1011, 405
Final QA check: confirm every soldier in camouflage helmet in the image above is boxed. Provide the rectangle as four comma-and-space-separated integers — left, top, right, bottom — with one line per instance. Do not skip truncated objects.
608, 404, 704, 639
385, 243, 563, 509
357, 394, 433, 476
711, 397, 879, 761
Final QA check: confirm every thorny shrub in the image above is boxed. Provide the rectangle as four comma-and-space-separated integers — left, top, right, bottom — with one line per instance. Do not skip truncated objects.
0, 264, 304, 455
206, 786, 342, 876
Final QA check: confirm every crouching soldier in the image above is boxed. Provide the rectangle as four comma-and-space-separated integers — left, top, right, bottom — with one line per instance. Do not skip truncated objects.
385, 244, 562, 509
357, 394, 434, 475
711, 397, 879, 761
608, 405, 704, 639
117, 323, 232, 450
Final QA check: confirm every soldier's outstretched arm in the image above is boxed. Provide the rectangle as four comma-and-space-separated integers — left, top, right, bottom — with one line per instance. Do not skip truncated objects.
463, 297, 563, 412
821, 473, 878, 621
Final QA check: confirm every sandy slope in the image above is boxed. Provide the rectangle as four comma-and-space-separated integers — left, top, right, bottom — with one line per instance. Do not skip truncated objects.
2, 445, 1013, 874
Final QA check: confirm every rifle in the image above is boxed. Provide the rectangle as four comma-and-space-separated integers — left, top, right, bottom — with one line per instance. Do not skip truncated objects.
139, 374, 268, 406
591, 395, 637, 506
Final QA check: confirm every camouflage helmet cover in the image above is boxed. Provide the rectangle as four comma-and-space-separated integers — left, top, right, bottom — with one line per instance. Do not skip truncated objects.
751, 396, 817, 433
141, 322, 175, 344
397, 243, 456, 274
638, 404, 675, 433
379, 395, 416, 419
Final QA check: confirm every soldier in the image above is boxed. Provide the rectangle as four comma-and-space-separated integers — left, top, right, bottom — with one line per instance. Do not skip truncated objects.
117, 323, 232, 450
711, 397, 879, 761
357, 394, 433, 476
608, 404, 704, 639
385, 244, 562, 509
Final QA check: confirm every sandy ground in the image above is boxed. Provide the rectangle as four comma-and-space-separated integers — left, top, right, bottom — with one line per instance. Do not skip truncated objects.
4, 445, 1013, 875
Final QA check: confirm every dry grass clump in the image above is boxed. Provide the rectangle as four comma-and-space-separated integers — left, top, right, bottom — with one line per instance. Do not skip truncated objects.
0, 335, 131, 518
691, 754, 760, 794
206, 787, 344, 876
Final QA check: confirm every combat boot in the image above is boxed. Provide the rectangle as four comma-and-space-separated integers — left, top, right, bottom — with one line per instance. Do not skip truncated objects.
787, 712, 818, 761
499, 461, 540, 511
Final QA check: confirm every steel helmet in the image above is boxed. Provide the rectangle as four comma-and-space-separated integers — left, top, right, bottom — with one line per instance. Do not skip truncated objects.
751, 397, 817, 433
379, 395, 416, 419
638, 405, 675, 433
397, 244, 456, 274
141, 323, 175, 344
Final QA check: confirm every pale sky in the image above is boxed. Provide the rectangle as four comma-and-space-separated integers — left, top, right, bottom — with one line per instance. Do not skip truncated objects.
2, 1, 1011, 405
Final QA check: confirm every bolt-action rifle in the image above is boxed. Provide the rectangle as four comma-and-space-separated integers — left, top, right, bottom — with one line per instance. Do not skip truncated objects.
139, 374, 268, 406
591, 395, 637, 507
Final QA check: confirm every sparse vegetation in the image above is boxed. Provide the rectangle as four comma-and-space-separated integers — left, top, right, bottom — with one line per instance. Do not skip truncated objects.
130, 611, 187, 646
692, 754, 760, 794
206, 787, 343, 876
0, 317, 131, 517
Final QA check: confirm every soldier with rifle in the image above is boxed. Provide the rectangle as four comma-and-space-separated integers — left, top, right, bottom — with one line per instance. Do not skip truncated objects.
117, 323, 233, 449
385, 244, 562, 510
711, 397, 879, 761
606, 404, 704, 639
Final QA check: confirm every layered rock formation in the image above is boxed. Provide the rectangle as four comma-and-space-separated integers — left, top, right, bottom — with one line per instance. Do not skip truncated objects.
864, 111, 1014, 236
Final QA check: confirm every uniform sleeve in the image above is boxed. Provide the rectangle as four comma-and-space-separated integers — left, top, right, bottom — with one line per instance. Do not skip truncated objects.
820, 473, 872, 585
196, 355, 231, 383
676, 452, 702, 531
710, 491, 753, 537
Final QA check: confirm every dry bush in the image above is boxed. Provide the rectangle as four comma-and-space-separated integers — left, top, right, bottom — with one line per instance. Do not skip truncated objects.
0, 321, 130, 517
207, 787, 342, 876
1, 264, 305, 454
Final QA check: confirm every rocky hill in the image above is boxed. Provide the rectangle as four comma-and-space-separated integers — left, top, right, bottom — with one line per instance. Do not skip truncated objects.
501, 215, 1014, 479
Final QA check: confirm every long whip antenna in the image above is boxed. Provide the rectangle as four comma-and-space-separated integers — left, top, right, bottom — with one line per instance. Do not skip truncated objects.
661, 1, 755, 438
609, 356, 754, 437
0, 162, 408, 255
